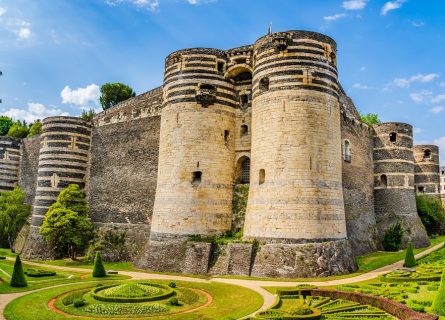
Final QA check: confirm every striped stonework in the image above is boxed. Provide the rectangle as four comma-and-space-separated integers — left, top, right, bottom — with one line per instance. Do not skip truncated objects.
0, 137, 21, 192
30, 116, 92, 226
413, 145, 441, 196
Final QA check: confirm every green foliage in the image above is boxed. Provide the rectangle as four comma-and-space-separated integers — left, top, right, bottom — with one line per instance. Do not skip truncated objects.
403, 242, 416, 267
99, 82, 136, 110
188, 229, 243, 245
168, 297, 179, 306
0, 187, 31, 252
80, 109, 96, 121
100, 283, 160, 298
27, 120, 42, 137
432, 269, 445, 315
416, 194, 445, 235
83, 303, 168, 315
168, 281, 176, 288
73, 298, 86, 308
62, 290, 87, 306
91, 283, 174, 303
360, 113, 381, 125
85, 227, 126, 262
382, 222, 404, 252
92, 251, 106, 278
0, 116, 14, 135
7, 120, 29, 138
24, 269, 56, 277
39, 184, 92, 258
10, 255, 27, 287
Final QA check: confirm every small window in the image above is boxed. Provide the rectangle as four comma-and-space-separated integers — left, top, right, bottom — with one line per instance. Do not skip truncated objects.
259, 77, 270, 92
200, 84, 215, 91
389, 132, 397, 143
380, 174, 387, 188
423, 149, 431, 161
343, 140, 351, 162
240, 158, 250, 184
217, 61, 225, 73
240, 94, 248, 108
192, 171, 202, 186
224, 130, 230, 144
418, 186, 425, 193
241, 125, 248, 137
259, 169, 265, 185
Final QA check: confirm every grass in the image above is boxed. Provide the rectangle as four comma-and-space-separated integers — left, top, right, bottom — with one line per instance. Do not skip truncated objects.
4, 279, 263, 320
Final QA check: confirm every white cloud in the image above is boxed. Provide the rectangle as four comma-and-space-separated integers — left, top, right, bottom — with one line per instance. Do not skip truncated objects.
323, 13, 346, 21
106, 0, 159, 11
411, 20, 425, 27
440, 82, 445, 88
342, 0, 367, 10
352, 83, 368, 90
187, 0, 199, 3
390, 73, 439, 88
409, 90, 432, 103
413, 127, 423, 134
432, 94, 445, 104
381, 0, 406, 16
17, 27, 30, 39
61, 84, 100, 106
0, 6, 6, 17
430, 106, 444, 114
3, 102, 70, 123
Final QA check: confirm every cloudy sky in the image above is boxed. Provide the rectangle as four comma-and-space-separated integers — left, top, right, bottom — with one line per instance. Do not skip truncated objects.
0, 0, 444, 163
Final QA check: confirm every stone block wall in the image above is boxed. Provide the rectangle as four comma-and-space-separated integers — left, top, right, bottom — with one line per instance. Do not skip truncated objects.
0, 137, 21, 192
413, 145, 440, 196
18, 135, 40, 205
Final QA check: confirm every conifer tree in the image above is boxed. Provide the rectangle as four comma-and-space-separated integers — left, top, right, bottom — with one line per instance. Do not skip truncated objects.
92, 251, 106, 277
432, 268, 445, 315
10, 255, 27, 287
403, 242, 416, 268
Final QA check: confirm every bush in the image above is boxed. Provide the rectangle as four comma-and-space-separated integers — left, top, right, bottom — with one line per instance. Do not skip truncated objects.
168, 297, 179, 306
92, 251, 106, 278
25, 268, 56, 277
432, 269, 445, 315
168, 281, 176, 288
383, 222, 404, 251
10, 255, 27, 287
0, 256, 5, 260
62, 290, 87, 306
27, 120, 42, 137
73, 298, 86, 308
416, 194, 445, 235
403, 242, 416, 267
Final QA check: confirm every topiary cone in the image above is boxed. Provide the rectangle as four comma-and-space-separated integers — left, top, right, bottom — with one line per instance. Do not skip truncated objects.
432, 268, 445, 315
92, 251, 106, 278
10, 255, 27, 287
403, 242, 416, 268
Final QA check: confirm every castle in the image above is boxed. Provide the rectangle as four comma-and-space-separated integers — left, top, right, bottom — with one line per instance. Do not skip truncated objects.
1, 30, 441, 278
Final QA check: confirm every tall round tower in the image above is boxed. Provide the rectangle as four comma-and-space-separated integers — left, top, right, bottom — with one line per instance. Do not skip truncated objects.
413, 145, 440, 196
150, 48, 238, 241
243, 31, 347, 243
0, 137, 21, 192
373, 123, 429, 247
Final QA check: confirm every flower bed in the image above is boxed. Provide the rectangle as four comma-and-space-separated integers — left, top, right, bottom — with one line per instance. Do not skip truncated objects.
91, 283, 175, 303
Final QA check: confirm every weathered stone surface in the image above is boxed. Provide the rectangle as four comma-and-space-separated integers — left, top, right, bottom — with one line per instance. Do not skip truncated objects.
227, 243, 253, 276
18, 135, 40, 205
183, 242, 212, 274
21, 226, 55, 259
135, 240, 188, 273
208, 244, 229, 275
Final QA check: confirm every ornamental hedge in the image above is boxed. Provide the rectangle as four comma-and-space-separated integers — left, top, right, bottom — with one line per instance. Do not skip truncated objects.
91, 283, 175, 303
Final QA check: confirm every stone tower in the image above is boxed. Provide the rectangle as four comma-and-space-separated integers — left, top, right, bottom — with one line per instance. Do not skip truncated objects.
243, 31, 347, 243
413, 145, 440, 196
0, 137, 21, 192
373, 123, 429, 247
149, 48, 238, 242
23, 116, 92, 258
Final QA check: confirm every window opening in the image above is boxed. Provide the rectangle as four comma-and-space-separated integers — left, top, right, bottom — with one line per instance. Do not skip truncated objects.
259, 77, 270, 92
224, 130, 230, 144
241, 125, 248, 137
424, 149, 431, 161
343, 140, 351, 162
192, 171, 202, 186
389, 132, 397, 143
240, 158, 250, 183
259, 169, 265, 185
217, 61, 225, 73
380, 174, 387, 188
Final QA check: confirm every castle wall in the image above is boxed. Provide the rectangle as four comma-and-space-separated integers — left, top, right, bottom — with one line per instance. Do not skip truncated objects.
413, 145, 440, 196
18, 135, 41, 205
373, 123, 429, 248
0, 137, 21, 192
340, 110, 378, 255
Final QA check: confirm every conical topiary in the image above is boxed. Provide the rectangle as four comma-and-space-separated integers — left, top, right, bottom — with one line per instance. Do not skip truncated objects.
10, 255, 27, 287
92, 251, 106, 278
432, 268, 445, 315
403, 242, 416, 268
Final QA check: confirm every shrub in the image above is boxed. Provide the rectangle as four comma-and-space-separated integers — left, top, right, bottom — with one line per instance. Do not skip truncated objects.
168, 297, 179, 306
25, 269, 56, 277
403, 242, 416, 267
10, 255, 27, 287
92, 251, 106, 278
62, 290, 87, 306
417, 194, 445, 235
432, 269, 445, 315
0, 256, 5, 260
73, 298, 86, 308
168, 281, 176, 288
382, 222, 404, 251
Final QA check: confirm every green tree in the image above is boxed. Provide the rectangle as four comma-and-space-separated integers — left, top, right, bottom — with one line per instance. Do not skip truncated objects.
433, 268, 445, 315
403, 242, 416, 267
360, 113, 381, 126
0, 116, 14, 135
416, 194, 445, 235
99, 82, 136, 110
10, 255, 27, 287
80, 109, 97, 121
92, 251, 106, 277
27, 120, 42, 137
39, 184, 93, 259
382, 221, 404, 251
0, 187, 30, 252
7, 120, 29, 138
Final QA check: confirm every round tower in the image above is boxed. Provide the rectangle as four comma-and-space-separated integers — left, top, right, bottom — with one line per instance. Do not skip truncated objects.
373, 123, 429, 247
150, 48, 238, 241
413, 145, 440, 196
0, 137, 21, 192
243, 31, 347, 243
30, 116, 92, 227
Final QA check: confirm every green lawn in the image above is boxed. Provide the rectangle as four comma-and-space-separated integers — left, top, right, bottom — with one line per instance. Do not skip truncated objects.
4, 279, 263, 320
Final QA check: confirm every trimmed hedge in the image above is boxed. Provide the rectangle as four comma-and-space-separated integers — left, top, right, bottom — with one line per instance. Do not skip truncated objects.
432, 269, 445, 315
256, 307, 322, 320
404, 242, 416, 268
92, 251, 106, 278
10, 255, 27, 288
91, 283, 175, 303
25, 269, 56, 277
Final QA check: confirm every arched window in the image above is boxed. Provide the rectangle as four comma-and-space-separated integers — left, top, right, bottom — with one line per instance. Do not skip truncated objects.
259, 77, 269, 92
424, 149, 431, 161
240, 158, 250, 184
389, 132, 397, 143
259, 169, 265, 185
241, 125, 248, 137
343, 140, 351, 162
380, 174, 388, 188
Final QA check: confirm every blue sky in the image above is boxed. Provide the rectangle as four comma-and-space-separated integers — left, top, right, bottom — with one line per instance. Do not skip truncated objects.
0, 0, 444, 163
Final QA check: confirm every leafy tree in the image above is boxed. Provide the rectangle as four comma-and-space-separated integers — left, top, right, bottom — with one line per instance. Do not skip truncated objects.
80, 109, 97, 121
360, 113, 380, 126
99, 82, 136, 110
0, 116, 14, 135
416, 194, 445, 235
7, 120, 29, 138
403, 242, 416, 267
27, 120, 42, 137
382, 221, 404, 251
39, 184, 93, 259
433, 268, 445, 315
10, 255, 27, 287
0, 187, 30, 252
92, 251, 106, 277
